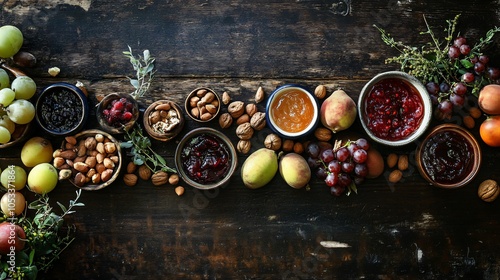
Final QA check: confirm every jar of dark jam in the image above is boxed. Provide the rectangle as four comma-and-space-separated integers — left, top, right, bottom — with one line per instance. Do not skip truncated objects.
416, 124, 481, 188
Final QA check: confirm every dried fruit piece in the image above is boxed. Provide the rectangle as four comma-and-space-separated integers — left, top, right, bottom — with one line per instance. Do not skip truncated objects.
463, 115, 475, 129
282, 139, 294, 152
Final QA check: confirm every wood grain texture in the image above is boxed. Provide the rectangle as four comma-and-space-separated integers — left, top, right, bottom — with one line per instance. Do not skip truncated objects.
1, 0, 500, 279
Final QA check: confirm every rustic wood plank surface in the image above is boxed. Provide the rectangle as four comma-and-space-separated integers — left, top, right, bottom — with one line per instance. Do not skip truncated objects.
1, 0, 500, 279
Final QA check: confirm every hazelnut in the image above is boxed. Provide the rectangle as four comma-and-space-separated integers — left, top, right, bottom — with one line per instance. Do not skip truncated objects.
245, 103, 258, 117
293, 142, 304, 154
236, 114, 250, 125
282, 139, 294, 152
84, 136, 97, 151
73, 172, 86, 187
175, 186, 185, 196
65, 136, 77, 146
168, 174, 180, 186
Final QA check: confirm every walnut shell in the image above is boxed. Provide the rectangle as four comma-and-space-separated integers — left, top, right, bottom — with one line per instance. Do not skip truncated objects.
219, 113, 233, 129
478, 179, 499, 202
123, 173, 138, 187
236, 122, 254, 140
228, 101, 245, 118
250, 112, 266, 130
237, 140, 251, 154
314, 85, 327, 99
138, 165, 152, 180
264, 133, 282, 151
151, 171, 169, 186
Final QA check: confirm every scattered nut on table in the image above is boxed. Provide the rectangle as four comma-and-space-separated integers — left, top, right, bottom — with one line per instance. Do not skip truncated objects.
478, 179, 499, 202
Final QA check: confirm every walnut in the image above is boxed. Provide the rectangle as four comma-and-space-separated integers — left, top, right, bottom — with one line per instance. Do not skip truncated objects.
250, 112, 266, 130
314, 85, 327, 99
138, 165, 152, 180
228, 101, 245, 118
123, 173, 138, 187
314, 127, 332, 142
478, 179, 499, 202
236, 122, 254, 140
264, 134, 282, 151
245, 103, 257, 117
126, 162, 137, 174
255, 86, 265, 103
237, 140, 251, 154
219, 113, 233, 129
151, 171, 169, 186
222, 91, 231, 105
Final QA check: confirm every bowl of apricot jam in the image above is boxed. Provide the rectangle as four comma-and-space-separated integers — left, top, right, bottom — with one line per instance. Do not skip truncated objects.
358, 71, 433, 146
415, 124, 481, 189
266, 84, 319, 139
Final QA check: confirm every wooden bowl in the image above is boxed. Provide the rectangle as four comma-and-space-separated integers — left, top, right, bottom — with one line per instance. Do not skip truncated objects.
0, 122, 31, 149
96, 93, 139, 134
143, 100, 185, 141
184, 87, 220, 123
61, 129, 122, 191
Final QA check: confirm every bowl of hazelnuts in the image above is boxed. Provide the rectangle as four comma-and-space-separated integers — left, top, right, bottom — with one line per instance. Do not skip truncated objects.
143, 100, 185, 141
185, 87, 221, 122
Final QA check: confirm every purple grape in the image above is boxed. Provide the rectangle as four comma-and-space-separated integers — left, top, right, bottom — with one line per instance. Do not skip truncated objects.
461, 72, 475, 83
355, 138, 370, 150
341, 161, 355, 173
338, 173, 352, 188
325, 173, 338, 187
353, 149, 368, 163
479, 55, 490, 64
320, 149, 335, 163
330, 186, 345, 197
453, 36, 467, 48
426, 82, 439, 95
448, 46, 460, 59
474, 62, 485, 73
486, 67, 500, 80
306, 142, 320, 158
316, 167, 328, 180
460, 44, 471, 55
336, 147, 350, 162
450, 94, 465, 107
354, 163, 368, 177
452, 82, 467, 96
439, 82, 450, 93
327, 160, 341, 173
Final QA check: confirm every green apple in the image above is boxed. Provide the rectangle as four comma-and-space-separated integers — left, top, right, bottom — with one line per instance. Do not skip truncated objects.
21, 136, 54, 167
27, 163, 58, 194
0, 165, 27, 191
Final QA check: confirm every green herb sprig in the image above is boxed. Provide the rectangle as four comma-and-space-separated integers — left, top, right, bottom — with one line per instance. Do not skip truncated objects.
121, 125, 177, 173
123, 46, 155, 99
374, 14, 500, 97
1, 190, 85, 280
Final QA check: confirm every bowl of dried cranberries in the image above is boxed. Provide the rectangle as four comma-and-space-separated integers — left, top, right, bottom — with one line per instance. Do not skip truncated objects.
175, 127, 237, 190
358, 71, 433, 146
35, 82, 89, 137
96, 93, 139, 134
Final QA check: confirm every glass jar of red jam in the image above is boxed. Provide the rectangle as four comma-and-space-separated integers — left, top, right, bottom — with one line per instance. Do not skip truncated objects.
416, 124, 481, 188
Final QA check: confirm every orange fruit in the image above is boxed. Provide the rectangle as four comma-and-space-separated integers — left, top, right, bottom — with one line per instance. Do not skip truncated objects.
479, 115, 500, 147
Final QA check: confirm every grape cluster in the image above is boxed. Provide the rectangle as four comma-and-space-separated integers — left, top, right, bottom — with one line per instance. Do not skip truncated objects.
305, 139, 370, 196
427, 36, 500, 120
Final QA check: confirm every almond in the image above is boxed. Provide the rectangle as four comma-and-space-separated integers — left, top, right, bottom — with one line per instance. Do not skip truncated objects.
101, 169, 114, 182
388, 169, 403, 183
386, 153, 398, 169
397, 154, 409, 171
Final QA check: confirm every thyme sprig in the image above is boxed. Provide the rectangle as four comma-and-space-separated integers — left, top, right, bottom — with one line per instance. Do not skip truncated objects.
374, 14, 500, 96
123, 46, 155, 99
121, 125, 177, 173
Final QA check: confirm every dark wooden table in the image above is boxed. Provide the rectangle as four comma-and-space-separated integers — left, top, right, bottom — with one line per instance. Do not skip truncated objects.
1, 1, 500, 279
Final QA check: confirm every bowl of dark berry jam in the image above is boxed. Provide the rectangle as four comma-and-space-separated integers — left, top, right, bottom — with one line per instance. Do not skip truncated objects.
358, 71, 433, 146
96, 93, 139, 134
35, 82, 89, 137
175, 127, 237, 190
415, 124, 481, 189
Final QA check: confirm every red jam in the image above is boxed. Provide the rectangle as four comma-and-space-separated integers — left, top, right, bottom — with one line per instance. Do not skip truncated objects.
181, 133, 232, 184
421, 131, 474, 185
364, 78, 424, 141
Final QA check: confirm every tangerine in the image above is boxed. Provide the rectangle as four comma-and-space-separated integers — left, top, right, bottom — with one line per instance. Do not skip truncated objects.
479, 115, 500, 147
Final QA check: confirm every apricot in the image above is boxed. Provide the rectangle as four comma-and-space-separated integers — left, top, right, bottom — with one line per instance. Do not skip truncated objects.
478, 84, 500, 115
479, 115, 500, 147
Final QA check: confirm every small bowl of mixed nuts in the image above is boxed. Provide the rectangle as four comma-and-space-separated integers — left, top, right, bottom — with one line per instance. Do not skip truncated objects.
53, 129, 122, 191
175, 127, 237, 190
185, 87, 221, 122
143, 100, 185, 141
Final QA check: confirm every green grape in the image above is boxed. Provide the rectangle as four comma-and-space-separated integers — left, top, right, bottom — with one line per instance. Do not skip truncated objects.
0, 126, 10, 144
6, 99, 34, 124
0, 165, 27, 190
11, 76, 36, 100
0, 25, 23, 59
0, 115, 15, 134
0, 88, 15, 107
0, 69, 10, 90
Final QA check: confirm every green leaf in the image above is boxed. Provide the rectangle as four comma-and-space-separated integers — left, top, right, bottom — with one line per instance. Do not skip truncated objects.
129, 79, 139, 89
57, 202, 67, 213
29, 249, 35, 265
460, 59, 474, 69
120, 141, 133, 149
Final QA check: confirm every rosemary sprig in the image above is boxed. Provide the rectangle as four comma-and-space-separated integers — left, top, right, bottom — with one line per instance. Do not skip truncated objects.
123, 46, 155, 99
120, 125, 177, 173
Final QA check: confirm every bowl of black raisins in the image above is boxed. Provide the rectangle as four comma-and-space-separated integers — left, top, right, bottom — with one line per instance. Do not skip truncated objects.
35, 82, 89, 137
175, 127, 237, 190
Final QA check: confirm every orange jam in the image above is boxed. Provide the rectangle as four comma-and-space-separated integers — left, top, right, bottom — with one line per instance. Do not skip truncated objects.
270, 89, 315, 133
